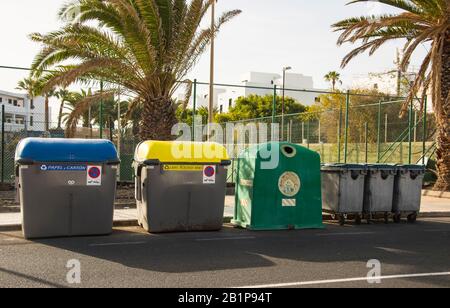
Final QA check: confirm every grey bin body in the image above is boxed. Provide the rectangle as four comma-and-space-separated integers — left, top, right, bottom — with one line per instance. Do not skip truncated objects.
15, 138, 120, 239
393, 165, 425, 215
135, 163, 229, 233
363, 165, 397, 215
321, 164, 366, 215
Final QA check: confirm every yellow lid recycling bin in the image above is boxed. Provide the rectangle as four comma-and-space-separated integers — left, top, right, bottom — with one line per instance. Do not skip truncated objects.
133, 141, 231, 233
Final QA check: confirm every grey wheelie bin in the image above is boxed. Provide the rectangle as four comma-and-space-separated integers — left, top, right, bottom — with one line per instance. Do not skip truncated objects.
321, 164, 367, 225
363, 164, 397, 223
392, 165, 425, 223
15, 138, 120, 239
133, 141, 231, 233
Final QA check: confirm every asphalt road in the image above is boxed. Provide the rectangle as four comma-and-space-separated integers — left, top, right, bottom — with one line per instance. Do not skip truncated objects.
0, 218, 449, 288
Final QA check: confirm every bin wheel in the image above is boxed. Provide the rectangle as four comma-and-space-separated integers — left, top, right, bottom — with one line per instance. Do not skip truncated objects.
407, 213, 417, 223
366, 213, 372, 225
393, 213, 402, 223
355, 214, 362, 225
384, 213, 389, 224
338, 214, 346, 226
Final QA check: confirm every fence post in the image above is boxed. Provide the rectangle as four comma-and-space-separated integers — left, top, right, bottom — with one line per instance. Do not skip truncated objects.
100, 80, 104, 139
377, 99, 382, 162
365, 122, 368, 163
344, 90, 350, 163
408, 100, 413, 164
1, 105, 4, 183
422, 96, 428, 165
337, 102, 343, 163
307, 120, 310, 148
192, 79, 197, 142
271, 85, 277, 123
117, 89, 121, 181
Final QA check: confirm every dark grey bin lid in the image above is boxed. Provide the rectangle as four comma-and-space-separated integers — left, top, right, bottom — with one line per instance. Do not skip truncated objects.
321, 163, 367, 171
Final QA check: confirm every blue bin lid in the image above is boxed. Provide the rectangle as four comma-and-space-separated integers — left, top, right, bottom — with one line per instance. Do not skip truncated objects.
15, 138, 119, 164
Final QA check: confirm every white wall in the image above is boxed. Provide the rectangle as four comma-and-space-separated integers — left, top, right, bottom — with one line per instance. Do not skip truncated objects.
0, 90, 46, 132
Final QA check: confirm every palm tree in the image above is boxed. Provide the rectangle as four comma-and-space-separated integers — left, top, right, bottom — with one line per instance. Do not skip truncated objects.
324, 71, 342, 91
332, 0, 450, 191
29, 0, 241, 141
54, 88, 72, 129
18, 76, 56, 131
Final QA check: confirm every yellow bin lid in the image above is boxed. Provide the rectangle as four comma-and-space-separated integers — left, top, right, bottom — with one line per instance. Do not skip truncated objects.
134, 141, 230, 164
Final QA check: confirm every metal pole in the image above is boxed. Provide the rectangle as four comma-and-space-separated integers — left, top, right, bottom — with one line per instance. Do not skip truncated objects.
307, 120, 310, 149
422, 96, 428, 165
385, 113, 388, 143
289, 120, 293, 143
1, 105, 4, 183
117, 89, 121, 181
377, 100, 382, 162
365, 122, 368, 163
272, 85, 277, 124
302, 122, 305, 143
337, 102, 343, 163
414, 110, 418, 142
208, 0, 215, 128
408, 100, 413, 164
100, 80, 104, 139
344, 90, 350, 163
318, 120, 321, 143
192, 79, 197, 142
282, 70, 286, 141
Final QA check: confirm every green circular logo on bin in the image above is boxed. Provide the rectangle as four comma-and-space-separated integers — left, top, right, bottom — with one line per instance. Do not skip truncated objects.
278, 172, 301, 197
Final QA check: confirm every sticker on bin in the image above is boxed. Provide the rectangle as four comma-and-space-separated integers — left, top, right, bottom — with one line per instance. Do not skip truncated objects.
163, 165, 203, 172
203, 165, 216, 184
87, 166, 102, 186
282, 199, 297, 207
40, 165, 87, 171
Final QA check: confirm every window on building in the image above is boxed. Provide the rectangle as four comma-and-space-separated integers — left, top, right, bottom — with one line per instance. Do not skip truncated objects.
30, 99, 35, 109
315, 97, 321, 103
228, 99, 232, 109
8, 99, 12, 105
30, 116, 34, 127
13, 100, 18, 106
0, 97, 2, 103
219, 105, 223, 114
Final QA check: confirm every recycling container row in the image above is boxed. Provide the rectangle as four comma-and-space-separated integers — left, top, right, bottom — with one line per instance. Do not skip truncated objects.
321, 164, 425, 225
15, 138, 232, 239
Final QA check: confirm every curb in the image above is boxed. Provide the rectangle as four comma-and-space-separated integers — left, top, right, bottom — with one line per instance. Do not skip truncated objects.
422, 190, 450, 199
3, 213, 450, 233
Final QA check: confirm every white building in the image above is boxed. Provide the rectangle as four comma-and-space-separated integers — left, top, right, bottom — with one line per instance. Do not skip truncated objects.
0, 90, 47, 132
217, 72, 324, 113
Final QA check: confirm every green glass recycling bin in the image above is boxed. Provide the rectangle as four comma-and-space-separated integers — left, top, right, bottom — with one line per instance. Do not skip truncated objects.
233, 142, 323, 230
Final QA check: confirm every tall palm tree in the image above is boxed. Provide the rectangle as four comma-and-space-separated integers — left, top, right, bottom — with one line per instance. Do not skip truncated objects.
29, 0, 241, 141
332, 0, 450, 191
16, 77, 38, 113
324, 71, 342, 91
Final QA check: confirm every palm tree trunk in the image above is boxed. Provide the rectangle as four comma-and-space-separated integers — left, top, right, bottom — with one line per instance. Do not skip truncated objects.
140, 96, 177, 141
57, 101, 64, 128
434, 33, 450, 191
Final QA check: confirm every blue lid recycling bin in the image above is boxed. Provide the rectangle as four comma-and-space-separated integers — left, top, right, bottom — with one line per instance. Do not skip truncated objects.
15, 138, 120, 239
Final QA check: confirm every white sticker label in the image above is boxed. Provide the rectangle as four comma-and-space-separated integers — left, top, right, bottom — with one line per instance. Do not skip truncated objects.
87, 165, 102, 186
203, 165, 216, 184
282, 199, 297, 207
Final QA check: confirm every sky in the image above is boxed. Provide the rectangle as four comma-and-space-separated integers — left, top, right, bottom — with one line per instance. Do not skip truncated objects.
0, 0, 427, 97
